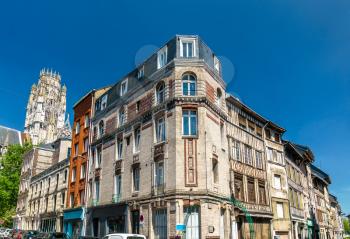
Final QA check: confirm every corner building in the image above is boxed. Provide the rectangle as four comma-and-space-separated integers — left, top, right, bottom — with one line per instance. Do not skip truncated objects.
85, 35, 233, 239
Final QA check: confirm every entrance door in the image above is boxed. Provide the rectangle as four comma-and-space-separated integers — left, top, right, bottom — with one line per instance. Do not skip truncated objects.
131, 210, 140, 234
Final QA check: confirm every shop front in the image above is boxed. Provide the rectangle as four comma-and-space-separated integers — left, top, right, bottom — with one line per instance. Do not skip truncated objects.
63, 207, 85, 238
85, 203, 128, 238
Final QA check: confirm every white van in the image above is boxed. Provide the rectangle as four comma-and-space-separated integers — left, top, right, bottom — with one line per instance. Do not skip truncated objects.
102, 233, 146, 239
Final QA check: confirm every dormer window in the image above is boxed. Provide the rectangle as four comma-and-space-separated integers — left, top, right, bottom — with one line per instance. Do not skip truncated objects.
120, 80, 128, 96
137, 66, 144, 79
180, 38, 196, 58
157, 46, 167, 69
214, 56, 220, 72
101, 95, 108, 110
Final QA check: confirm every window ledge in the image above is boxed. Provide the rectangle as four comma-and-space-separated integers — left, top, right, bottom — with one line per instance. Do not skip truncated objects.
182, 135, 198, 139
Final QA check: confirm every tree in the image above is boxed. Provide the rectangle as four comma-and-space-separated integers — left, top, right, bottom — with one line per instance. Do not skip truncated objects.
344, 218, 350, 235
0, 143, 32, 227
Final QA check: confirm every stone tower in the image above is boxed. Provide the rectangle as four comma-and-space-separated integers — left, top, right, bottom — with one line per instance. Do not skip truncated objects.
24, 69, 67, 145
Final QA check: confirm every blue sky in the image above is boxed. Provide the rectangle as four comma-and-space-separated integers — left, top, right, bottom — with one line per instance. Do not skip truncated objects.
0, 0, 349, 212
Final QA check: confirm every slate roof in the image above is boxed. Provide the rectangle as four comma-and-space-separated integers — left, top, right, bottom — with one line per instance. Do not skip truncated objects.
284, 141, 314, 162
0, 125, 22, 146
311, 164, 331, 184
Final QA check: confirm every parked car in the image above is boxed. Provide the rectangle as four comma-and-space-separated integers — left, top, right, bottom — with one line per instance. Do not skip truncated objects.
102, 234, 146, 239
22, 230, 39, 239
37, 232, 71, 239
1, 228, 13, 239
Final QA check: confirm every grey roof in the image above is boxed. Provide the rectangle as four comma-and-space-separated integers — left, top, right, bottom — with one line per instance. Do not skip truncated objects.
311, 164, 331, 184
0, 125, 22, 146
284, 141, 314, 162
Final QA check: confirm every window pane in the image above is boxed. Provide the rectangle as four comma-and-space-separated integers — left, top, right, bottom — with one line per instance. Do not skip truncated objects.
183, 82, 188, 95
183, 114, 189, 135
190, 83, 196, 96
188, 42, 193, 57
190, 114, 197, 135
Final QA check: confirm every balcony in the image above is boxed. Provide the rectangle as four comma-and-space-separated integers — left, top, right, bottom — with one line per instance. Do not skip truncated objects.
114, 160, 123, 173
112, 194, 121, 203
152, 184, 165, 196
154, 142, 165, 161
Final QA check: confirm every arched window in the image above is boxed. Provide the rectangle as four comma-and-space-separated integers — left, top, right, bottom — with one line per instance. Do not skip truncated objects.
98, 121, 104, 137
119, 107, 125, 126
156, 81, 165, 104
216, 88, 222, 106
182, 74, 196, 96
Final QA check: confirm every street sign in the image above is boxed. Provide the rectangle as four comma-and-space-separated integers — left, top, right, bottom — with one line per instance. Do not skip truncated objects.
176, 224, 186, 231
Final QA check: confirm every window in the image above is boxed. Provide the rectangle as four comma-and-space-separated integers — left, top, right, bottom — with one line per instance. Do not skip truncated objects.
182, 110, 197, 136
70, 193, 74, 208
101, 94, 108, 110
62, 192, 65, 205
216, 88, 222, 106
155, 161, 164, 187
247, 178, 255, 203
212, 158, 219, 184
120, 80, 128, 96
80, 190, 85, 205
220, 209, 225, 239
98, 120, 104, 137
231, 139, 241, 161
56, 173, 59, 185
238, 115, 246, 128
214, 56, 220, 72
276, 151, 283, 164
157, 46, 167, 69
75, 122, 80, 134
267, 148, 273, 161
156, 118, 166, 142
116, 138, 123, 160
274, 174, 281, 189
96, 146, 102, 168
154, 208, 167, 239
53, 195, 57, 211
248, 120, 255, 133
136, 101, 140, 113
134, 127, 141, 153
234, 174, 244, 201
156, 81, 165, 104
80, 163, 86, 179
74, 143, 79, 156
133, 166, 140, 192
276, 202, 284, 218
94, 180, 100, 202
255, 151, 263, 169
119, 107, 125, 126
182, 74, 196, 96
274, 133, 280, 142
84, 137, 89, 153
244, 145, 253, 165
258, 182, 266, 204
64, 170, 67, 182
265, 129, 271, 139
256, 126, 262, 137
114, 174, 122, 200
184, 206, 200, 239
72, 167, 76, 182
137, 66, 144, 79
84, 114, 90, 128
180, 39, 195, 58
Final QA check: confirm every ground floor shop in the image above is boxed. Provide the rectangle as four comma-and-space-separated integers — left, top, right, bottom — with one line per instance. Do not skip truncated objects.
63, 207, 86, 238
291, 220, 308, 239
234, 214, 272, 239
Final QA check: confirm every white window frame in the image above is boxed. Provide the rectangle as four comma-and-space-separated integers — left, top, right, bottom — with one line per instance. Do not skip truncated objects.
156, 117, 166, 143
276, 202, 284, 218
116, 139, 123, 160
157, 46, 168, 69
214, 56, 220, 72
80, 163, 86, 179
84, 114, 90, 128
101, 94, 108, 110
75, 122, 80, 135
274, 174, 282, 190
120, 80, 128, 96
155, 161, 164, 188
134, 127, 141, 153
94, 180, 100, 202
180, 38, 196, 58
133, 166, 140, 192
114, 174, 122, 197
71, 167, 76, 182
118, 107, 125, 126
182, 110, 198, 136
137, 66, 144, 79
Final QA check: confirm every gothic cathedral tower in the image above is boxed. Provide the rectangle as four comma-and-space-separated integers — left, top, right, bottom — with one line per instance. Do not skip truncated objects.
24, 69, 67, 145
